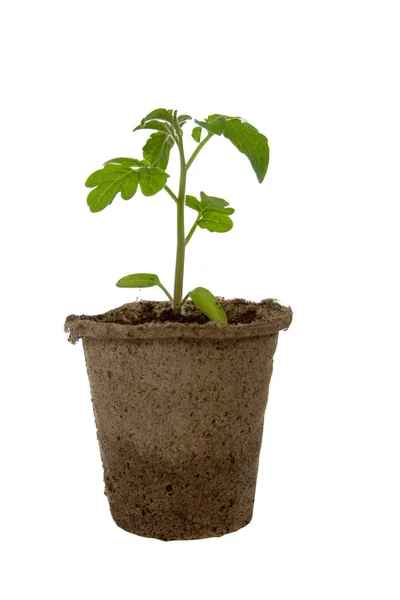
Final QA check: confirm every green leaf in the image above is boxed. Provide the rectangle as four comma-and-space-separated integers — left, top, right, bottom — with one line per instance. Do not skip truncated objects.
192, 126, 202, 143
120, 171, 139, 200
133, 119, 174, 135
200, 191, 229, 210
188, 287, 227, 324
104, 157, 146, 167
116, 273, 173, 302
85, 165, 131, 186
87, 182, 121, 213
86, 169, 139, 211
135, 109, 190, 137
138, 167, 169, 196
197, 211, 233, 233
194, 115, 269, 182
85, 160, 168, 211
116, 273, 160, 288
194, 114, 227, 135
140, 109, 175, 124
185, 194, 202, 212
223, 119, 269, 183
143, 132, 174, 170
178, 114, 192, 125
199, 191, 235, 215
185, 192, 235, 232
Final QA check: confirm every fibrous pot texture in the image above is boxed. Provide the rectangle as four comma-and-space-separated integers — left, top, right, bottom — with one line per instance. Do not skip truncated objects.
65, 298, 292, 541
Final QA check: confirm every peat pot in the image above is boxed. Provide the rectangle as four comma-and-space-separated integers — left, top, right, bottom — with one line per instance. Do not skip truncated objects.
65, 298, 292, 541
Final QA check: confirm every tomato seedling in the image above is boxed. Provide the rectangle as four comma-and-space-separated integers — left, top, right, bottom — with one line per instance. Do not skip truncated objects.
85, 109, 269, 324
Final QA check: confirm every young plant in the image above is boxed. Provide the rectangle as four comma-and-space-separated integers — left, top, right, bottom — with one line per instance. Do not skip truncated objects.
85, 109, 269, 324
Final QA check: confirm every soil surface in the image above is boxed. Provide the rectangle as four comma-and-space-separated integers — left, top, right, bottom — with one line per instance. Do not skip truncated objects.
69, 298, 285, 326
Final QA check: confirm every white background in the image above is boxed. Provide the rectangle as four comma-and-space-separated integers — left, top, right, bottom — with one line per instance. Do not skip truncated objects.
1, 0, 399, 598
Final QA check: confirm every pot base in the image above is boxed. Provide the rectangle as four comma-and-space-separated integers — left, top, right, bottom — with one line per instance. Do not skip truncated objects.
99, 433, 261, 541
110, 508, 253, 541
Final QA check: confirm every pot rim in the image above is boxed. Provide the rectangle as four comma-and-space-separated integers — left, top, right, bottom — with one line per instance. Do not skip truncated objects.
64, 298, 293, 343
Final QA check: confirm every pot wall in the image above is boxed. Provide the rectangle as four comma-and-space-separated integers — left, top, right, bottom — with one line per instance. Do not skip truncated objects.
83, 332, 279, 540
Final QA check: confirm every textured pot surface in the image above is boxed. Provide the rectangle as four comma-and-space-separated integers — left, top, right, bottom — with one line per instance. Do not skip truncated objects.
65, 299, 292, 540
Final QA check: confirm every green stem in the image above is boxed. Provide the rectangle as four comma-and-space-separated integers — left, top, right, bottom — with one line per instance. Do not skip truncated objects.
172, 135, 187, 312
164, 185, 178, 203
185, 219, 199, 245
186, 133, 213, 170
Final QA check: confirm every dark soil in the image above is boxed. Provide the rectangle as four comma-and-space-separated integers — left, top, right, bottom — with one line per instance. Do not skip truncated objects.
70, 298, 272, 326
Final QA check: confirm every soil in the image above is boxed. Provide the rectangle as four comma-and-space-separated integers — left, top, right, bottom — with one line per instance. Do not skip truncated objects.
67, 298, 286, 327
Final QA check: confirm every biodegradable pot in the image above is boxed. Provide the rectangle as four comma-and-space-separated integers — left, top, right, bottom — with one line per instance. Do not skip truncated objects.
65, 298, 292, 541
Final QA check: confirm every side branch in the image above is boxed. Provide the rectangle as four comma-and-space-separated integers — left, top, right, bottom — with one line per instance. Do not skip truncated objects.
164, 185, 178, 203
186, 133, 214, 171
185, 219, 199, 245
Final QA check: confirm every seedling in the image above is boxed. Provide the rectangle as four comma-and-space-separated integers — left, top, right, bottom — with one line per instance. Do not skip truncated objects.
85, 109, 269, 324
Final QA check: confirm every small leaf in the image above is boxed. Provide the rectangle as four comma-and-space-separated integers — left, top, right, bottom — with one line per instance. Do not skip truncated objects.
188, 287, 227, 324
192, 126, 202, 143
197, 211, 233, 233
178, 114, 192, 125
138, 167, 169, 196
200, 191, 229, 210
116, 273, 160, 288
199, 191, 235, 215
143, 132, 174, 170
104, 157, 146, 167
185, 195, 202, 212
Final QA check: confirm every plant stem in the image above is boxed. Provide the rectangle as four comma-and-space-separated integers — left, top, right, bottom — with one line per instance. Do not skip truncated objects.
164, 185, 178, 203
185, 219, 199, 245
172, 135, 187, 312
186, 133, 213, 170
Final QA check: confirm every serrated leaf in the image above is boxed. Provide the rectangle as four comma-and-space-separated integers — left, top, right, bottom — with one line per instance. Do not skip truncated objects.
206, 113, 230, 122
85, 166, 131, 187
86, 161, 168, 211
197, 211, 233, 233
178, 114, 192, 125
116, 273, 160, 288
104, 157, 146, 167
86, 169, 139, 209
200, 191, 229, 210
194, 114, 227, 135
192, 126, 202, 143
185, 195, 202, 212
120, 171, 139, 200
138, 167, 169, 196
87, 182, 121, 213
195, 115, 269, 182
133, 119, 174, 135
143, 132, 174, 170
223, 119, 269, 183
199, 191, 235, 215
140, 108, 175, 124
188, 287, 227, 324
